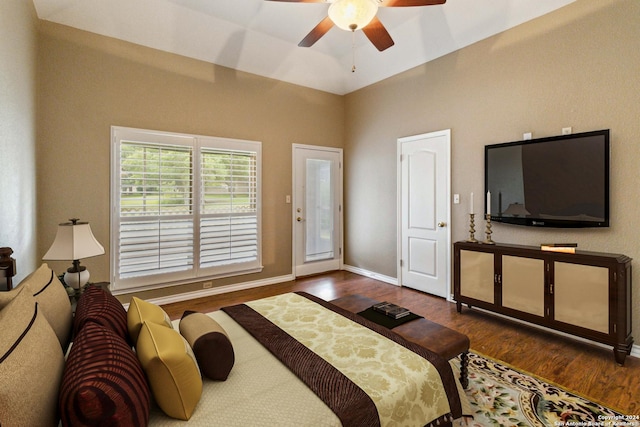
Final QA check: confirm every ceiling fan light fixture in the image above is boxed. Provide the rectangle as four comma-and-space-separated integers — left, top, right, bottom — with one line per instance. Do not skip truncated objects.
328, 0, 379, 32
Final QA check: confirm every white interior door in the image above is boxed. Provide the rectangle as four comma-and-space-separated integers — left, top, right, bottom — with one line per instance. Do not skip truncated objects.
293, 145, 343, 277
398, 130, 451, 298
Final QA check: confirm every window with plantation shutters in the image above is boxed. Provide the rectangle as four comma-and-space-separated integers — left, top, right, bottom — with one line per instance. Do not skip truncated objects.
111, 127, 262, 292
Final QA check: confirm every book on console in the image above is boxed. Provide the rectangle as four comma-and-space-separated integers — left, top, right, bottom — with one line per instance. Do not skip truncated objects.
540, 243, 577, 253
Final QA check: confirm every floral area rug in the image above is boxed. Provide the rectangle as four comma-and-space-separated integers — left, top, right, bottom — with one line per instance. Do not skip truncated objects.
453, 352, 629, 427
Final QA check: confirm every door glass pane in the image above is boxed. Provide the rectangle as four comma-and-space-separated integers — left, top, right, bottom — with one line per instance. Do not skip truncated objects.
305, 159, 334, 262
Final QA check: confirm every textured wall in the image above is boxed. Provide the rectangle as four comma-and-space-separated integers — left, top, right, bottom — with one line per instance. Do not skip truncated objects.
344, 0, 640, 333
0, 1, 38, 283
37, 22, 344, 299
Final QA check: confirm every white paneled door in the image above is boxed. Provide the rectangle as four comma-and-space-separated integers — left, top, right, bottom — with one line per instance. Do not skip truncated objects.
398, 130, 451, 298
293, 145, 343, 277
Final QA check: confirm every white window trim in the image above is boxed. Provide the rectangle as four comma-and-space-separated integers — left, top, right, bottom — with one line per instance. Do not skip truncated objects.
110, 126, 262, 293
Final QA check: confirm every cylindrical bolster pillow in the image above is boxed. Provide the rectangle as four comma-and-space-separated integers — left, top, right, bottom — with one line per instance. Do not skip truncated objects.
179, 311, 235, 381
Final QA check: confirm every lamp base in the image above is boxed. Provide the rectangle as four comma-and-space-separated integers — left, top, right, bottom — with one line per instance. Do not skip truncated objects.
64, 267, 90, 290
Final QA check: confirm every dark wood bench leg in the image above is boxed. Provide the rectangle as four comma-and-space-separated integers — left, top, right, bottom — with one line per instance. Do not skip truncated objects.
460, 352, 469, 389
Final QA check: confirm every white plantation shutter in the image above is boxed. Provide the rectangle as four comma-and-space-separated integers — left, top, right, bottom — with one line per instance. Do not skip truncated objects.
199, 148, 258, 270
118, 143, 194, 279
111, 127, 262, 291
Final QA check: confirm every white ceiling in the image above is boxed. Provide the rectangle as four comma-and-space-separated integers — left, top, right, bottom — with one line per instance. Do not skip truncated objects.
32, 0, 576, 95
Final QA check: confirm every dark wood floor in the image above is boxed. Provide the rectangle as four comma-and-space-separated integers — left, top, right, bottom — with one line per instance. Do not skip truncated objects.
161, 270, 639, 414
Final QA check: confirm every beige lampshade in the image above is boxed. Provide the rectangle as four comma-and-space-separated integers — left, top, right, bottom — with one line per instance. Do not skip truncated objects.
328, 0, 379, 31
43, 220, 105, 261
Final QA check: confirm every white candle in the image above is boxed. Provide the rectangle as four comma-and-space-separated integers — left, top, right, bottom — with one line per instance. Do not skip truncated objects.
470, 192, 474, 214
486, 191, 491, 215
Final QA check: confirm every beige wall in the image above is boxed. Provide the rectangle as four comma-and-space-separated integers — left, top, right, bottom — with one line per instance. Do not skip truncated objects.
344, 0, 640, 335
15, 0, 640, 338
0, 0, 39, 283
36, 22, 344, 300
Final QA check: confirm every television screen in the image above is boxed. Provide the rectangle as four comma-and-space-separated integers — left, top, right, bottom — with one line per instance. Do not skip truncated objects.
485, 129, 609, 228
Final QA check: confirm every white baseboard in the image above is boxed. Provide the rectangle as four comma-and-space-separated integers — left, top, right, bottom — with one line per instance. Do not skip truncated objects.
342, 264, 398, 286
631, 344, 640, 359
125, 273, 295, 309
125, 265, 392, 309
122, 265, 390, 309
142, 265, 396, 309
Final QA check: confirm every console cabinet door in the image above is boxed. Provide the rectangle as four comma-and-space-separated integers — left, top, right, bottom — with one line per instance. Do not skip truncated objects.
553, 261, 609, 334
502, 255, 545, 318
459, 249, 495, 304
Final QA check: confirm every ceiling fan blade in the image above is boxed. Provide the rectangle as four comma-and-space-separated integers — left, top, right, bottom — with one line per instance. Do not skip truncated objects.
299, 16, 334, 47
380, 0, 445, 6
362, 16, 394, 51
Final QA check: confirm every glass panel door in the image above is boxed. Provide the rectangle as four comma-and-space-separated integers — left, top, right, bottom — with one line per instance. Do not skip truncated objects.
293, 145, 342, 277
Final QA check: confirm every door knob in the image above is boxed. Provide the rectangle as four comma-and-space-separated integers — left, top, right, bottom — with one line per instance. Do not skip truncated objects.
437, 222, 446, 227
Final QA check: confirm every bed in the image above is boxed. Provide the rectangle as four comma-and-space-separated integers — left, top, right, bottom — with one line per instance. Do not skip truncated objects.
0, 252, 469, 427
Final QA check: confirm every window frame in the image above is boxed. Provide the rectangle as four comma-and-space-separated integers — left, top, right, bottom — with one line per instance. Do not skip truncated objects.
110, 126, 262, 293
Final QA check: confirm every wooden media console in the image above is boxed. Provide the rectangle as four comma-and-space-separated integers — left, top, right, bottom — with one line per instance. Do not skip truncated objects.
453, 241, 633, 365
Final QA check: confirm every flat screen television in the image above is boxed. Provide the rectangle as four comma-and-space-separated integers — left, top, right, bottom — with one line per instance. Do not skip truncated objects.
485, 129, 610, 228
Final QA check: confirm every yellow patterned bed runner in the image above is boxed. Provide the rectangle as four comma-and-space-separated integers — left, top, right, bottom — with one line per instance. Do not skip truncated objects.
246, 293, 452, 427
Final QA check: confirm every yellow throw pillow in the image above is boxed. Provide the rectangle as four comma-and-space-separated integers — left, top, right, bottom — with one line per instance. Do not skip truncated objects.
135, 321, 202, 420
127, 296, 173, 344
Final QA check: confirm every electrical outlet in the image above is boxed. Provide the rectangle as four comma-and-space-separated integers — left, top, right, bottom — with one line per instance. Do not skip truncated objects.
562, 127, 572, 135
523, 132, 532, 140
453, 194, 460, 204
202, 281, 213, 289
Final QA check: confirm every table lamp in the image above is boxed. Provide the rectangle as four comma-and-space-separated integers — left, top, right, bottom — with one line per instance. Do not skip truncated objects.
43, 218, 105, 289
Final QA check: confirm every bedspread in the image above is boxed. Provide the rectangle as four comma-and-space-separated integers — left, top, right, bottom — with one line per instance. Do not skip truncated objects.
223, 292, 462, 427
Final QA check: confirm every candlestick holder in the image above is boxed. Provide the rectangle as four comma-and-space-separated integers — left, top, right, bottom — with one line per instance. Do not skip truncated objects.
484, 214, 495, 245
467, 214, 478, 243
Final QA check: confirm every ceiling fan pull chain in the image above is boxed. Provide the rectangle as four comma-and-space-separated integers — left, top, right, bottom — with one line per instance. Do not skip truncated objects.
351, 30, 356, 72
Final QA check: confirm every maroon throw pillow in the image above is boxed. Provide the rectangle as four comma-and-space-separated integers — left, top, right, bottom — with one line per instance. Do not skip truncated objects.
59, 322, 150, 426
73, 285, 129, 344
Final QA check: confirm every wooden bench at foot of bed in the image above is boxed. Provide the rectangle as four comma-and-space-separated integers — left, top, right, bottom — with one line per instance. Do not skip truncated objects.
330, 294, 470, 389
